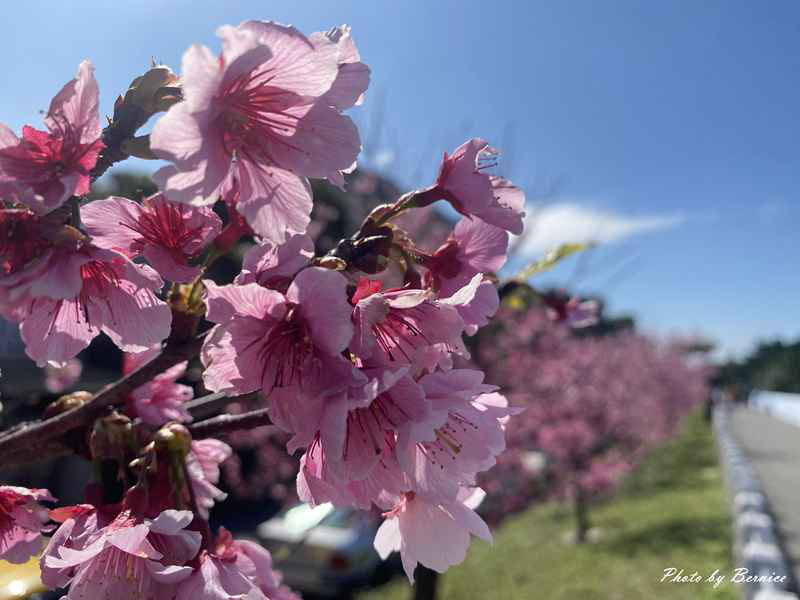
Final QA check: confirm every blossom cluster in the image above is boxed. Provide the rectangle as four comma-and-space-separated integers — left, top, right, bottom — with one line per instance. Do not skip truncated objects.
0, 18, 527, 595
475, 304, 709, 524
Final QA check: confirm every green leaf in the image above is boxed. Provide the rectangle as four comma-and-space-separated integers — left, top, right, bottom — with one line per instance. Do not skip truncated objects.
511, 242, 592, 281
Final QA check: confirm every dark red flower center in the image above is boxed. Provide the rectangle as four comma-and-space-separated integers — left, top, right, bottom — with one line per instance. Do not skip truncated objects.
66, 260, 121, 327
122, 198, 204, 263
0, 210, 51, 275
0, 115, 103, 191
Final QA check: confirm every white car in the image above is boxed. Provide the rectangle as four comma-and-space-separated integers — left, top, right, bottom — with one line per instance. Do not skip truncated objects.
256, 502, 395, 597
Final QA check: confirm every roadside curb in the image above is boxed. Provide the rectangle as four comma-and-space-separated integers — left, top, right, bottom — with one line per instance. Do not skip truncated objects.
714, 405, 799, 600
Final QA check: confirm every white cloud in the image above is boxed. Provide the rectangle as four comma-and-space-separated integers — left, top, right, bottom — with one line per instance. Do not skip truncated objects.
517, 203, 684, 255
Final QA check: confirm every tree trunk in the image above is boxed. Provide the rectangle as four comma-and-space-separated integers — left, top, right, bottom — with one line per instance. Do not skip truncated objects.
573, 485, 590, 543
413, 566, 440, 600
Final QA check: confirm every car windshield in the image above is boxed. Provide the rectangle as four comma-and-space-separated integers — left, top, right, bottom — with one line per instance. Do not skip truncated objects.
280, 503, 359, 532
282, 503, 335, 532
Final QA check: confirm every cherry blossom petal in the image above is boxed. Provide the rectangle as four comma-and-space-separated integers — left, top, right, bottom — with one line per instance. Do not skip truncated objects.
94, 282, 172, 354
203, 280, 287, 323
287, 267, 353, 355
178, 44, 224, 115
234, 162, 313, 244
236, 21, 339, 97
21, 297, 99, 367
81, 196, 144, 255
237, 234, 314, 286
44, 60, 101, 143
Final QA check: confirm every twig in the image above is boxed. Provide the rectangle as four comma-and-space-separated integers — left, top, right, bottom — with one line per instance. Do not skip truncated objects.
0, 334, 205, 463
90, 106, 149, 181
188, 408, 273, 439
185, 390, 262, 420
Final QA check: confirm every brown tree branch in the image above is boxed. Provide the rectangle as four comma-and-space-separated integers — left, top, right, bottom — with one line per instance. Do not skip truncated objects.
0, 387, 261, 468
0, 334, 205, 463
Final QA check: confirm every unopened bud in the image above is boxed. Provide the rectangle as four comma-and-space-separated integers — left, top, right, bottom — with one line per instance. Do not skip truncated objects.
45, 390, 91, 419
315, 255, 348, 271
122, 65, 181, 118
154, 423, 192, 458
89, 412, 134, 461
109, 65, 182, 143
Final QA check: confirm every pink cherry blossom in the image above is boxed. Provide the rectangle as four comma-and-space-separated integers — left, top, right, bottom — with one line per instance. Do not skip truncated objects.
124, 347, 193, 426
224, 531, 300, 600
40, 504, 101, 588
20, 246, 171, 366
309, 24, 370, 187
474, 305, 708, 525
424, 218, 508, 297
82, 193, 222, 282
201, 267, 356, 400
0, 486, 54, 564
0, 16, 540, 592
349, 279, 466, 368
176, 529, 270, 600
427, 138, 525, 234
44, 509, 201, 600
186, 439, 232, 519
439, 273, 500, 336
0, 61, 103, 215
0, 207, 77, 321
151, 21, 365, 243
1, 209, 171, 365
374, 487, 492, 582
398, 371, 514, 494
327, 373, 428, 480
298, 428, 408, 510
310, 25, 370, 112
295, 369, 429, 505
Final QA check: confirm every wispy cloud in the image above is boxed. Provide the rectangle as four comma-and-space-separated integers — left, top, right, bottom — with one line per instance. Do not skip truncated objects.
517, 203, 684, 255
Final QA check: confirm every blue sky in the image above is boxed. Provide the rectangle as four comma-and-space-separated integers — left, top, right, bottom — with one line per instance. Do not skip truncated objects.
1, 1, 797, 358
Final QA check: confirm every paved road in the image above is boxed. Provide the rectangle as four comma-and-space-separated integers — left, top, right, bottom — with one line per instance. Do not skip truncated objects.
730, 406, 800, 585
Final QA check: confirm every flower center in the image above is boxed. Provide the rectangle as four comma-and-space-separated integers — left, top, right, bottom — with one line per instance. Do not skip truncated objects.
122, 199, 203, 262
214, 67, 308, 162
255, 306, 316, 392
372, 304, 436, 362
0, 115, 101, 186
343, 392, 413, 460
70, 260, 120, 327
0, 210, 51, 275
417, 411, 479, 469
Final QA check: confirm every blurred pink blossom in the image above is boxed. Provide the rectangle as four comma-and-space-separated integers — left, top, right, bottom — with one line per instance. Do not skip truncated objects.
0, 61, 103, 215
